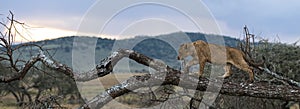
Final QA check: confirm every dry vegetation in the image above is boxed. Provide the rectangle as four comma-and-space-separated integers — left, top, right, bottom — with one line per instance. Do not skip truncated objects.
0, 73, 146, 108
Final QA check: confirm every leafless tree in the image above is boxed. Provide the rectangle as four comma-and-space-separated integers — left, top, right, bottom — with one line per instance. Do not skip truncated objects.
0, 12, 76, 108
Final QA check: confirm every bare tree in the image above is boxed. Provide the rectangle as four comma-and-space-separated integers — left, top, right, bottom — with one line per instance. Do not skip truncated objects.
0, 11, 44, 83
0, 12, 78, 108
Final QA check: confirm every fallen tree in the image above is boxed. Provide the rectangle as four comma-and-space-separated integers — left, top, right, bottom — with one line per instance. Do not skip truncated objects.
34, 49, 300, 108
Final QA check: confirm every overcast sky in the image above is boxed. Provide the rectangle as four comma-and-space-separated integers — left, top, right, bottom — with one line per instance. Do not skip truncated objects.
0, 0, 299, 44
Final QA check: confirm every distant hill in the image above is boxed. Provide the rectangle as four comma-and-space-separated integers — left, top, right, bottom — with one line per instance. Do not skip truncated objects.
6, 31, 300, 88
19, 32, 240, 72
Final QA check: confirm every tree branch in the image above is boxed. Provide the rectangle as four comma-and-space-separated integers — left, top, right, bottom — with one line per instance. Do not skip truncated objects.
38, 49, 169, 82
260, 67, 300, 87
0, 53, 43, 83
82, 49, 300, 108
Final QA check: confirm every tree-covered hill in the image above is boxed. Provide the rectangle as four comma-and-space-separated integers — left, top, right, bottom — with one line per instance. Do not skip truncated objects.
22, 32, 239, 72
27, 31, 299, 81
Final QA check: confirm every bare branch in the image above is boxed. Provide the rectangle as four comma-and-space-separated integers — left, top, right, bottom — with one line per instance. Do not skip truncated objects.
38, 49, 169, 82
7, 11, 14, 45
0, 56, 9, 61
0, 37, 9, 47
0, 53, 43, 83
260, 67, 300, 87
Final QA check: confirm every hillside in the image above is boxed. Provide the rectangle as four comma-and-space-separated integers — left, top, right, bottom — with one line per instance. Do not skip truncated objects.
18, 32, 240, 72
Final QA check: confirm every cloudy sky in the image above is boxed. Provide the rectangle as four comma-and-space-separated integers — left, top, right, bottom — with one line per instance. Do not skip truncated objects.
0, 0, 299, 44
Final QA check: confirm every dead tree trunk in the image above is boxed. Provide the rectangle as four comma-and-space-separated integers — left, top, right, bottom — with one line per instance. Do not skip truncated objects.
71, 49, 300, 108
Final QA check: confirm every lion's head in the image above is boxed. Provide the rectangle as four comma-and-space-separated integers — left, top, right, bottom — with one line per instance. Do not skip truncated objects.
177, 43, 196, 60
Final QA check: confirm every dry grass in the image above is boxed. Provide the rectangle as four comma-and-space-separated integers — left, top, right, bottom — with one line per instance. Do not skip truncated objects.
100, 73, 145, 88
0, 73, 146, 109
0, 95, 17, 109
78, 73, 148, 109
78, 73, 145, 100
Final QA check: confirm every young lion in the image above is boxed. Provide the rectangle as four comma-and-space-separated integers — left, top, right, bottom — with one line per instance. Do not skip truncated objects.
177, 40, 261, 82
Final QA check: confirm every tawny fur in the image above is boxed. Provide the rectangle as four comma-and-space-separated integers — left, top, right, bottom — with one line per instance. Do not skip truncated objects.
177, 40, 255, 82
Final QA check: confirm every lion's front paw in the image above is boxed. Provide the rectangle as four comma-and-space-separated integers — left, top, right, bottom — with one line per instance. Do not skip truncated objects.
247, 79, 254, 83
221, 74, 231, 79
198, 74, 203, 77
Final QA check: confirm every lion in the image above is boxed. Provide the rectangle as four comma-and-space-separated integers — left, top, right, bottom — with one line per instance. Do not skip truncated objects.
177, 40, 263, 82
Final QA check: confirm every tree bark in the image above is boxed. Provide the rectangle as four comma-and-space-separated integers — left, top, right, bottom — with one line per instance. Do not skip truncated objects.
79, 49, 300, 108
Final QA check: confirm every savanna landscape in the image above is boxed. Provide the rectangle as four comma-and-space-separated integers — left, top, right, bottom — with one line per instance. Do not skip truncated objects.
1, 1, 300, 109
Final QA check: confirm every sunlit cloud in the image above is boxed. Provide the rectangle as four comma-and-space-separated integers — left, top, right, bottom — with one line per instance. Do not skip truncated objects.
12, 23, 76, 42
11, 23, 128, 42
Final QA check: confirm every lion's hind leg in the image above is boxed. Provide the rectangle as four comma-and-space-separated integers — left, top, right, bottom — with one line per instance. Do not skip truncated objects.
232, 60, 254, 82
221, 64, 232, 78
